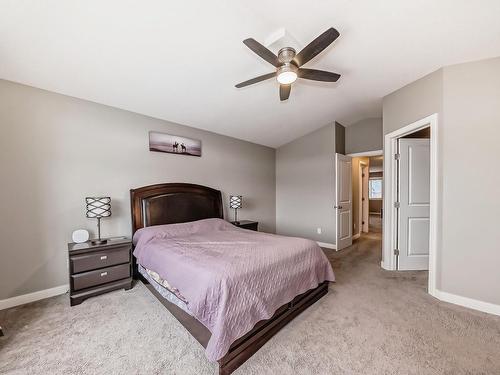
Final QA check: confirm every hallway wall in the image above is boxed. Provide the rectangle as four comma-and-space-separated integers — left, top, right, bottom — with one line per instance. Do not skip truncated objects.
276, 124, 336, 244
345, 118, 383, 154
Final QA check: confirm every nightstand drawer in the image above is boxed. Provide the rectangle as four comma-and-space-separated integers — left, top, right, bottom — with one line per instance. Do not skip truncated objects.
70, 246, 130, 273
71, 264, 130, 291
240, 222, 258, 231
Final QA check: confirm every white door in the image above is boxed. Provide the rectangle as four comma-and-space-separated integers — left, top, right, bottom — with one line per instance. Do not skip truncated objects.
335, 153, 352, 250
397, 139, 430, 270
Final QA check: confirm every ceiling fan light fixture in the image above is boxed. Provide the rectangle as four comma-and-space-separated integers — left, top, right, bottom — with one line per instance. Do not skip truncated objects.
277, 64, 298, 85
277, 71, 297, 84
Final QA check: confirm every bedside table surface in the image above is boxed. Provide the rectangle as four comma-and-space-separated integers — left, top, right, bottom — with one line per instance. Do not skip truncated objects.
231, 220, 257, 225
68, 237, 131, 253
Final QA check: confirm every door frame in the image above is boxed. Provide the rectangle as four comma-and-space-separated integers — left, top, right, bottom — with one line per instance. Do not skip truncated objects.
382, 113, 439, 296
360, 162, 369, 233
347, 150, 382, 240
353, 160, 369, 239
347, 150, 383, 158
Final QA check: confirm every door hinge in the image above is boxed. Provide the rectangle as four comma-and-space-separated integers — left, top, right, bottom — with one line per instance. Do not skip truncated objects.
394, 249, 400, 256
394, 153, 400, 160
394, 201, 400, 208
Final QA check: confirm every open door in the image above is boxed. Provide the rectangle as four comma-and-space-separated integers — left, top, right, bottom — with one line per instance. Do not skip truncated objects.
397, 139, 430, 270
335, 153, 352, 250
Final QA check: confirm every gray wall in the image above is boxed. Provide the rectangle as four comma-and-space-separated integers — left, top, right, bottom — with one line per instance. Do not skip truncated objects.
0, 79, 276, 300
335, 122, 345, 155
276, 124, 336, 244
439, 58, 500, 304
383, 57, 500, 306
345, 118, 383, 154
383, 70, 443, 135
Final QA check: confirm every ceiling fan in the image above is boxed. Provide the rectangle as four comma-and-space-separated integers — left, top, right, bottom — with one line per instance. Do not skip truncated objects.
235, 28, 341, 101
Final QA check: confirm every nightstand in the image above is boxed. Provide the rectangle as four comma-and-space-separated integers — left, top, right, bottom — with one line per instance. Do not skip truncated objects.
231, 220, 259, 231
68, 237, 132, 306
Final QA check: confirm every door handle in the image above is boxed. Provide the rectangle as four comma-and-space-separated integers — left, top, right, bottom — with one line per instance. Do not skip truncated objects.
334, 205, 343, 209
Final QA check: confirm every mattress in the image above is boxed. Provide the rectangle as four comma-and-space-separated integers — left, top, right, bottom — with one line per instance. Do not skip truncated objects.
138, 264, 192, 315
144, 266, 187, 302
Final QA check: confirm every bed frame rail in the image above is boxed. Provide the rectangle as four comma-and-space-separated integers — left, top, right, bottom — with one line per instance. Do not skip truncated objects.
218, 281, 329, 375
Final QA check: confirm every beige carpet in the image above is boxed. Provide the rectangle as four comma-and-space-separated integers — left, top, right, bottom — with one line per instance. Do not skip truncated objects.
1, 232, 499, 374
369, 214, 382, 233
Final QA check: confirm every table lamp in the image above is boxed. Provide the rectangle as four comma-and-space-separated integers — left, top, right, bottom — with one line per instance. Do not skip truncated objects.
85, 197, 111, 245
229, 195, 242, 224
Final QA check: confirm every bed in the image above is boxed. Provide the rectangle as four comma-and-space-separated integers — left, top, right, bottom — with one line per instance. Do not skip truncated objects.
130, 183, 334, 374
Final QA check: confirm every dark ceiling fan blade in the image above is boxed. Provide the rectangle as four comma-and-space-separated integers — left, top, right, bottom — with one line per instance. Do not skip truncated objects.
280, 84, 291, 101
293, 27, 340, 67
298, 68, 341, 82
243, 38, 280, 67
235, 72, 276, 88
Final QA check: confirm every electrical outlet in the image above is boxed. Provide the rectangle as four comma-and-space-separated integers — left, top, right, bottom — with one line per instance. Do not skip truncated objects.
317, 227, 322, 234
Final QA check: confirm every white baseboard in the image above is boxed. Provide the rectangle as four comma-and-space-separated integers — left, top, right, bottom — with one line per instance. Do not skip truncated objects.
317, 241, 337, 250
432, 289, 500, 316
352, 233, 361, 240
0, 284, 69, 310
380, 260, 393, 270
378, 263, 499, 315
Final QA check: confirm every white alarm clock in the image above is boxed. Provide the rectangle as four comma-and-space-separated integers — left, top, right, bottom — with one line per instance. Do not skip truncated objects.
72, 229, 90, 244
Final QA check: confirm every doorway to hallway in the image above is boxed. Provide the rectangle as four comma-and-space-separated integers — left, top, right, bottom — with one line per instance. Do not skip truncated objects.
347, 152, 384, 241
382, 114, 438, 296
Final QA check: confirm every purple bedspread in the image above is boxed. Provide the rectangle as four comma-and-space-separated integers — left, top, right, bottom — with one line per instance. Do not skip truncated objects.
133, 218, 335, 361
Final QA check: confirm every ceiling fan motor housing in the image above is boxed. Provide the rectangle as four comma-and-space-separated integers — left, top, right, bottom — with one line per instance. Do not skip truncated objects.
278, 47, 296, 64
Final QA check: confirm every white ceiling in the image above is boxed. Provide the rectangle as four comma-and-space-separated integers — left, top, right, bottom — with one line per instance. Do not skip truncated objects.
1, 1, 500, 148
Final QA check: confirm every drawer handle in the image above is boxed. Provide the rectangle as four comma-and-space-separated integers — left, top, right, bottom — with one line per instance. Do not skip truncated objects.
100, 272, 108, 277
100, 255, 108, 260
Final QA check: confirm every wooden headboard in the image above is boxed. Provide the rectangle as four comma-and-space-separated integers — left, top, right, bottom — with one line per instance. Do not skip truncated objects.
130, 183, 223, 235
